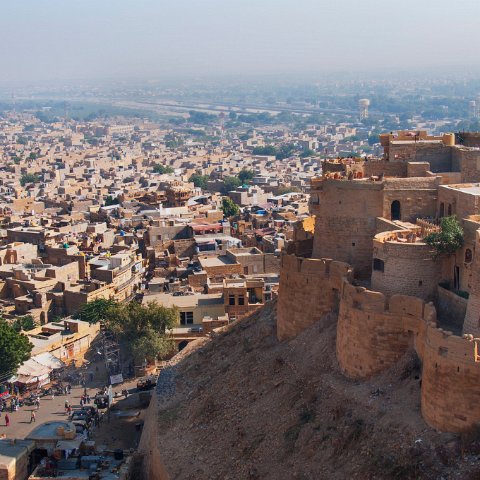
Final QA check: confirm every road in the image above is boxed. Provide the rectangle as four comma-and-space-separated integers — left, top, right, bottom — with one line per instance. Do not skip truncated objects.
1, 374, 143, 444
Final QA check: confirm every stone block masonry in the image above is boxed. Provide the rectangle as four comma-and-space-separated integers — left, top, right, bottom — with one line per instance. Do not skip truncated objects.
277, 254, 352, 341
278, 253, 480, 433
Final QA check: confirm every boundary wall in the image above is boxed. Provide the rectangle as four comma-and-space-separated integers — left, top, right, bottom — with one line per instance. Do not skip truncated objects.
278, 253, 480, 433
336, 282, 434, 378
277, 254, 352, 341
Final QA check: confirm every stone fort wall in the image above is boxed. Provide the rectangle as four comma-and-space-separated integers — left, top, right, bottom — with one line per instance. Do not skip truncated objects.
336, 283, 433, 378
371, 232, 439, 301
421, 325, 480, 432
277, 254, 352, 341
278, 253, 480, 433
335, 279, 480, 432
311, 181, 384, 279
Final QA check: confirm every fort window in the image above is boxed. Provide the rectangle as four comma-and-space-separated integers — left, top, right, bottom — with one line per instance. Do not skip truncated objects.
373, 258, 385, 272
229, 294, 235, 306
438, 346, 448, 357
180, 311, 194, 325
447, 204, 452, 216
238, 295, 245, 306
439, 202, 445, 217
465, 248, 473, 263
418, 280, 423, 286
391, 200, 401, 220
352, 242, 356, 247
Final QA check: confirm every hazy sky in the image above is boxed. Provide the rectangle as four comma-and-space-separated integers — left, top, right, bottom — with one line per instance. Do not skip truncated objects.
1, 0, 480, 84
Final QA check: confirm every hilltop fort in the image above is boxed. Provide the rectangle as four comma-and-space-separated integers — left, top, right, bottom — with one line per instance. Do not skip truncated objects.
278, 130, 480, 433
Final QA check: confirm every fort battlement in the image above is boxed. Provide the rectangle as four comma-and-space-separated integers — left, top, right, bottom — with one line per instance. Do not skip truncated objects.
336, 278, 480, 432
278, 250, 480, 432
277, 254, 352, 341
371, 229, 439, 300
336, 281, 435, 378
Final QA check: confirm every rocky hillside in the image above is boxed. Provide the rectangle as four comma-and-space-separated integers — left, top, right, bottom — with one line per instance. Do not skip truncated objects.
150, 300, 480, 479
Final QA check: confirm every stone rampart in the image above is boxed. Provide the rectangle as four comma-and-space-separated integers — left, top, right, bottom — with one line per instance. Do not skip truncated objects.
277, 254, 352, 340
371, 231, 439, 300
336, 283, 434, 378
335, 279, 480, 432
421, 326, 480, 432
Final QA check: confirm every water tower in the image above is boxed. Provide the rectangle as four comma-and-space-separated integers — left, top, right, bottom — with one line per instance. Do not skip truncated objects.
469, 100, 478, 118
359, 98, 370, 120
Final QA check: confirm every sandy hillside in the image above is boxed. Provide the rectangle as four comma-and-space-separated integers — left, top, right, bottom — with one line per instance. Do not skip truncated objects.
153, 300, 480, 480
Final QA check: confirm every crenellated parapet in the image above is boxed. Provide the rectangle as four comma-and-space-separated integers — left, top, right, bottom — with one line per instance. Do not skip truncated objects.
421, 326, 480, 432
336, 281, 435, 379
278, 250, 480, 433
277, 254, 352, 341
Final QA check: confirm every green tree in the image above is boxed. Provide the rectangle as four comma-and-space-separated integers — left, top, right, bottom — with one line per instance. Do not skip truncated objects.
0, 320, 32, 378
276, 143, 297, 160
28, 152, 37, 160
300, 148, 315, 158
12, 315, 37, 332
20, 173, 39, 187
103, 301, 176, 361
252, 145, 277, 156
424, 216, 464, 258
152, 164, 174, 174
104, 195, 120, 206
222, 176, 241, 194
276, 186, 301, 195
222, 197, 240, 218
130, 328, 173, 364
238, 169, 255, 185
74, 298, 119, 324
189, 174, 209, 190
367, 133, 380, 146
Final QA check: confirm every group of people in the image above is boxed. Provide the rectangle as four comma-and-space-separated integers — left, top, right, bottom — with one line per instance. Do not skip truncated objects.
0, 397, 21, 413
79, 393, 92, 407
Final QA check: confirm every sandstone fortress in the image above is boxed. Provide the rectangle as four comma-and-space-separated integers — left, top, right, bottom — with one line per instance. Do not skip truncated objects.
278, 130, 480, 433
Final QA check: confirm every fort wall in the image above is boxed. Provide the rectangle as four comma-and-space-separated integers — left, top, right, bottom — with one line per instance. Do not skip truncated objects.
421, 326, 480, 432
311, 180, 384, 279
464, 230, 480, 336
335, 278, 480, 432
452, 148, 480, 183
278, 250, 480, 432
336, 283, 433, 378
277, 254, 352, 340
371, 231, 439, 300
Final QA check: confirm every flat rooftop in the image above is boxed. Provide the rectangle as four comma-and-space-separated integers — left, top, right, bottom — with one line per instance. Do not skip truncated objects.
0, 439, 35, 469
143, 292, 223, 308
442, 183, 480, 195
199, 255, 237, 267
26, 421, 75, 441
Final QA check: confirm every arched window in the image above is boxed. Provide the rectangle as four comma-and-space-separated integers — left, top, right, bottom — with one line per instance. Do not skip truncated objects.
447, 204, 452, 216
439, 202, 445, 218
391, 200, 401, 221
465, 248, 473, 263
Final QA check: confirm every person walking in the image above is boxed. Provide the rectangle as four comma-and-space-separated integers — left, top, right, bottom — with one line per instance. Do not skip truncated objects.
30, 411, 36, 423
5, 414, 9, 427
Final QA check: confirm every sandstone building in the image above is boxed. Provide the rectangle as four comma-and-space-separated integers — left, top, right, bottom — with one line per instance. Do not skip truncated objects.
278, 130, 480, 433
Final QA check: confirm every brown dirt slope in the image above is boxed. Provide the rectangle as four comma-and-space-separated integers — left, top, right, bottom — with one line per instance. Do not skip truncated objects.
154, 300, 480, 480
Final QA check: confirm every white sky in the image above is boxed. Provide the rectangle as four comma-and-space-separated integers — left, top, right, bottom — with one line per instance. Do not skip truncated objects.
1, 0, 479, 83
